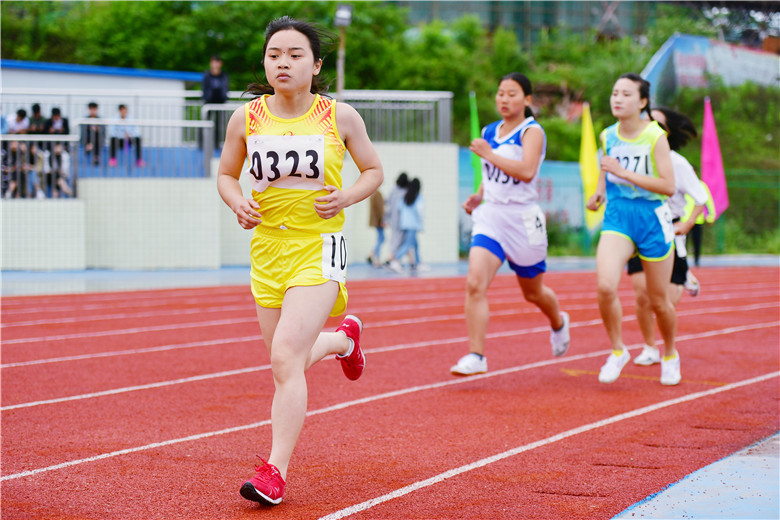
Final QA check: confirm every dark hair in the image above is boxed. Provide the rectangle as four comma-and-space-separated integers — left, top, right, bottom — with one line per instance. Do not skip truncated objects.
245, 16, 336, 97
404, 178, 421, 206
210, 54, 222, 61
32, 103, 41, 113
653, 107, 698, 151
51, 107, 61, 117
500, 72, 534, 118
118, 104, 127, 110
88, 102, 98, 109
396, 172, 409, 188
16, 109, 27, 119
617, 72, 654, 120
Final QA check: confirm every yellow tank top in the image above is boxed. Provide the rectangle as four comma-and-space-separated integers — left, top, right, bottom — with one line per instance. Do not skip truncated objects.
244, 94, 346, 234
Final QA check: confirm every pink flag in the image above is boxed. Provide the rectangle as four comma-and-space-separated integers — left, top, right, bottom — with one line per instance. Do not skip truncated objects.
701, 97, 729, 220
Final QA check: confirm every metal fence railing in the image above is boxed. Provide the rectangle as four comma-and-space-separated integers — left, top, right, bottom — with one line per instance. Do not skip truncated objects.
1, 118, 213, 198
70, 118, 214, 179
3, 88, 454, 150
1, 134, 80, 199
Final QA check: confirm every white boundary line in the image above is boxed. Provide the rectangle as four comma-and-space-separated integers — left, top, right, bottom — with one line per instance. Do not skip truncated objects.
317, 371, 780, 520
3, 321, 777, 410
6, 285, 775, 326
2, 326, 777, 481
3, 298, 777, 356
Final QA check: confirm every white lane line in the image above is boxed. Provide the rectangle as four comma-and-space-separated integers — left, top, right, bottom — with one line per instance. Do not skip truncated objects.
0, 365, 271, 411
0, 317, 254, 345
2, 362, 776, 484
1, 304, 250, 328
1, 336, 261, 368
3, 321, 777, 411
4, 288, 777, 328
317, 371, 780, 520
3, 295, 777, 350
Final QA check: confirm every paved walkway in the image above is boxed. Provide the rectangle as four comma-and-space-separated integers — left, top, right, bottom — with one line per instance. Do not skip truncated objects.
614, 433, 779, 519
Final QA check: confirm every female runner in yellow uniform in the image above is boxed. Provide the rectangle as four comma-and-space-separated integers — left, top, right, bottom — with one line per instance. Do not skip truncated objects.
217, 16, 383, 506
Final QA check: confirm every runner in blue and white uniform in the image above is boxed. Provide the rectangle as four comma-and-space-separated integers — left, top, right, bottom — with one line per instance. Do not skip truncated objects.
451, 72, 570, 377
586, 73, 680, 386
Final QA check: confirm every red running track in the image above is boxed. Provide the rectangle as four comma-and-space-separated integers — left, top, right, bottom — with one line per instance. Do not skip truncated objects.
1, 266, 778, 519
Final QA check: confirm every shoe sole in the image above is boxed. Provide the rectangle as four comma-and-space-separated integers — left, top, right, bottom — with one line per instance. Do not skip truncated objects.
633, 359, 660, 366
551, 312, 570, 357
240, 482, 282, 506
598, 357, 630, 383
450, 368, 487, 376
552, 343, 570, 357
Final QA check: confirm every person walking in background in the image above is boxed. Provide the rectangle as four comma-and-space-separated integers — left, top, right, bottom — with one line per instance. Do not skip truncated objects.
586, 73, 679, 385
386, 177, 425, 272
108, 104, 144, 167
629, 107, 709, 367
82, 102, 103, 166
202, 54, 230, 149
367, 189, 385, 267
388, 178, 425, 273
450, 72, 570, 377
216, 16, 383, 506
383, 171, 408, 265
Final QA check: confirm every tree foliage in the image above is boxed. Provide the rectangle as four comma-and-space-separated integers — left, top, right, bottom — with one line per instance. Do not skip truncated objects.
2, 0, 777, 165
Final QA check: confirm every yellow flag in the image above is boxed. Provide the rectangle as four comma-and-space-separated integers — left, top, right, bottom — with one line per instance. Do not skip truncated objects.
580, 102, 603, 231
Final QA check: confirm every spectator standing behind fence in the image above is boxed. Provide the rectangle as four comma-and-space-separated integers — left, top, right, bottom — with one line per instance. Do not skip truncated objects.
5, 109, 32, 198
387, 177, 425, 272
202, 54, 230, 149
28, 104, 48, 191
44, 107, 72, 197
28, 104, 47, 135
367, 189, 385, 267
82, 102, 103, 166
109, 104, 145, 167
382, 171, 408, 265
0, 109, 7, 197
28, 104, 49, 199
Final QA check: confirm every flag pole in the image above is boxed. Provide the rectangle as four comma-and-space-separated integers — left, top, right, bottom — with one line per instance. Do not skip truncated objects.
469, 91, 481, 193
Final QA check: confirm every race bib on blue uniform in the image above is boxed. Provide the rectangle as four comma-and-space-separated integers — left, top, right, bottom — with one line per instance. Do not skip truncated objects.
607, 143, 653, 186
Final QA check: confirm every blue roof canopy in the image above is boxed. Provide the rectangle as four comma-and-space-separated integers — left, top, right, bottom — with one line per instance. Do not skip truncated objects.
2, 59, 201, 82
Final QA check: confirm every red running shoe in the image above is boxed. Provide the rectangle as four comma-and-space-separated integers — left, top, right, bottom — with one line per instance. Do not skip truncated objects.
240, 458, 285, 505
336, 314, 364, 380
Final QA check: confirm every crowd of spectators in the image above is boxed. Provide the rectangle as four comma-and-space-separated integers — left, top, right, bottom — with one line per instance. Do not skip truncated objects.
1, 102, 145, 199
1, 104, 73, 199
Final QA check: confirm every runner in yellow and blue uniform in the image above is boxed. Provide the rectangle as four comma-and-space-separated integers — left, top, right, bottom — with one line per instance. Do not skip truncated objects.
217, 16, 383, 506
586, 73, 680, 386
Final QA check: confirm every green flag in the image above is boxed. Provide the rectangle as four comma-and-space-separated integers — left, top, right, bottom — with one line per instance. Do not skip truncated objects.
469, 91, 481, 192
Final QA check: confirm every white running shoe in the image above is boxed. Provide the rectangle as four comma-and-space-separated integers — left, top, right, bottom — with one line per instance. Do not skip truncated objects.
633, 345, 661, 366
550, 311, 571, 357
661, 353, 682, 386
684, 272, 700, 297
450, 352, 487, 376
387, 259, 404, 273
598, 348, 631, 384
